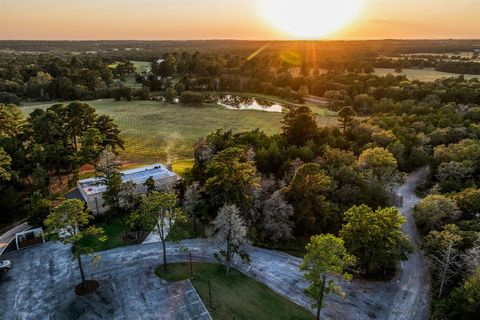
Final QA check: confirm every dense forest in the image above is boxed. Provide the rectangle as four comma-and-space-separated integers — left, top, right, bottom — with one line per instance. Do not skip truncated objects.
1, 41, 480, 319
1, 42, 479, 105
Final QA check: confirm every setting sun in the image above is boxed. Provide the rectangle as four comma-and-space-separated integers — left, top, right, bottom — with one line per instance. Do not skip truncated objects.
258, 0, 363, 39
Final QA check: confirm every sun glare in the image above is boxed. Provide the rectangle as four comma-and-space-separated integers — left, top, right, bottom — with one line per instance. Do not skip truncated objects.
258, 0, 363, 39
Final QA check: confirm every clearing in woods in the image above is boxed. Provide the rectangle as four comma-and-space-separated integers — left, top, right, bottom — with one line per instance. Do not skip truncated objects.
21, 99, 338, 171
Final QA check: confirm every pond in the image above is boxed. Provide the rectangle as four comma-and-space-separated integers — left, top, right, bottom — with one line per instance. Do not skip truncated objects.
213, 95, 285, 112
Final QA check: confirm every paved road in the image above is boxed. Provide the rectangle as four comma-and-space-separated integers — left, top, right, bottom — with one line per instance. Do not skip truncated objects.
0, 222, 30, 255
305, 95, 330, 106
0, 169, 430, 319
386, 168, 431, 320
0, 242, 211, 320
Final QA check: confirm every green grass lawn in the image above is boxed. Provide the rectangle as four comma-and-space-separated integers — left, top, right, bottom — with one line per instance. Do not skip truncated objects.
79, 214, 135, 251
156, 262, 314, 320
130, 60, 151, 74
22, 99, 337, 165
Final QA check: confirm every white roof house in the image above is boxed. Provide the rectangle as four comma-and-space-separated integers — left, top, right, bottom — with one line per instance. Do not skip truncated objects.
77, 164, 179, 215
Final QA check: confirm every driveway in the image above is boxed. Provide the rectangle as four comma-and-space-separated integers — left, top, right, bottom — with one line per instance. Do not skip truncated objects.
0, 169, 430, 320
0, 242, 211, 320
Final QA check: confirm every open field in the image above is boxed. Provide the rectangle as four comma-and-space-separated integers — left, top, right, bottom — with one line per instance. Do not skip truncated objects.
21, 99, 338, 165
131, 60, 151, 73
374, 67, 479, 82
156, 262, 314, 320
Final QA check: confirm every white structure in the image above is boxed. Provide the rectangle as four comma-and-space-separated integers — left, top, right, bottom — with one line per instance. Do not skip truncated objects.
15, 228, 45, 250
77, 164, 179, 215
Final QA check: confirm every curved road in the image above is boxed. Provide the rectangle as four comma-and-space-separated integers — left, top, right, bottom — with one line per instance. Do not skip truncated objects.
0, 169, 430, 319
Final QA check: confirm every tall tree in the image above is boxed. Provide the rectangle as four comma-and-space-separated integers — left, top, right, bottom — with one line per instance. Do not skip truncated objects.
64, 101, 97, 151
444, 268, 480, 319
183, 181, 202, 234
0, 147, 12, 181
414, 195, 460, 234
301, 234, 356, 320
285, 163, 333, 233
27, 191, 50, 227
0, 104, 25, 138
211, 204, 250, 273
205, 147, 259, 212
281, 106, 319, 146
44, 199, 105, 287
79, 127, 104, 165
340, 205, 412, 275
95, 115, 124, 150
131, 192, 185, 272
259, 190, 294, 244
144, 176, 156, 193
358, 147, 400, 192
338, 106, 357, 133
423, 224, 463, 298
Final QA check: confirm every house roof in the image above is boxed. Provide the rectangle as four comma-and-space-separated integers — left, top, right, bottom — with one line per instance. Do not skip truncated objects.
78, 163, 175, 196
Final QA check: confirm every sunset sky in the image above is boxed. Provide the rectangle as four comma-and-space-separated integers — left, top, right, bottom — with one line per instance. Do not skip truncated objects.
0, 0, 479, 40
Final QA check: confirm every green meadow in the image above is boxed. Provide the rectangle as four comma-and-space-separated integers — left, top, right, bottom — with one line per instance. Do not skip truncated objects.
22, 99, 338, 168
374, 68, 479, 82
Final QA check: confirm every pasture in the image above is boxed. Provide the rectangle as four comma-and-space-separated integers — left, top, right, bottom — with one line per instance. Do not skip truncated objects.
374, 67, 479, 82
21, 100, 338, 168
131, 60, 151, 74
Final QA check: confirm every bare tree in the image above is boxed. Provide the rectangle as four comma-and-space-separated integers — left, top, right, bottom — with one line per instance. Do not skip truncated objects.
183, 181, 202, 234
211, 204, 250, 273
463, 239, 480, 275
249, 177, 278, 224
260, 190, 294, 244
95, 146, 120, 178
429, 239, 462, 298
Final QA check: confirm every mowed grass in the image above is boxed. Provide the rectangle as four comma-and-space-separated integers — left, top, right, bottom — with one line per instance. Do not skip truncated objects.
374, 67, 479, 82
22, 99, 337, 164
130, 60, 151, 74
156, 262, 314, 320
79, 215, 130, 251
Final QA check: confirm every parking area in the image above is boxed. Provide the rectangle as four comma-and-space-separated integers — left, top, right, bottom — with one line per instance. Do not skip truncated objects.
0, 242, 211, 320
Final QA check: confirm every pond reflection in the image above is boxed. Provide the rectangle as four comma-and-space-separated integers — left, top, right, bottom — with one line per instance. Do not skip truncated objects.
213, 95, 284, 112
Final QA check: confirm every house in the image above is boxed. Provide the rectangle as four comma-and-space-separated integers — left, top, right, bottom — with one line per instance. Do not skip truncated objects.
76, 164, 180, 215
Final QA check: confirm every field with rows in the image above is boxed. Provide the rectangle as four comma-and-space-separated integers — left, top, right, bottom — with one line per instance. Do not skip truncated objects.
22, 99, 338, 171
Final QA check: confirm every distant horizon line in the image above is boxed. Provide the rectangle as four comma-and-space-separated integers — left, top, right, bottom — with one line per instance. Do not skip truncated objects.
1, 38, 480, 42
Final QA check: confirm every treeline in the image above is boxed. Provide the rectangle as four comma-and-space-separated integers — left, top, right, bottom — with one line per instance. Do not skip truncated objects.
175, 105, 412, 278
2, 48, 479, 107
413, 137, 480, 318
0, 102, 124, 226
1, 39, 478, 56
374, 56, 480, 75
0, 54, 143, 103
146, 52, 480, 106
318, 73, 480, 112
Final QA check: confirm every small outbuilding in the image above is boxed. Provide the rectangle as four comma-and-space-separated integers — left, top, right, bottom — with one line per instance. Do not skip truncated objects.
15, 228, 45, 250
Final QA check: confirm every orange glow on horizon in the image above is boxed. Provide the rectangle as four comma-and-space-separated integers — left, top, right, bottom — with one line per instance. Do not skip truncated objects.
0, 0, 478, 40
